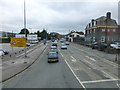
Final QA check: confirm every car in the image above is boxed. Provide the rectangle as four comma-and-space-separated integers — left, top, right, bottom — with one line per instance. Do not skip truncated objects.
0, 49, 9, 55
50, 46, 57, 49
91, 42, 98, 49
60, 39, 63, 43
51, 43, 57, 47
50, 49, 58, 54
0, 50, 5, 56
26, 43, 31, 47
98, 43, 107, 51
47, 52, 59, 63
61, 44, 67, 49
65, 41, 70, 45
110, 42, 120, 49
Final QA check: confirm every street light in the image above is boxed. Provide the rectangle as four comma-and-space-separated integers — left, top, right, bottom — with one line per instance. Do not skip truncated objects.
24, 0, 27, 58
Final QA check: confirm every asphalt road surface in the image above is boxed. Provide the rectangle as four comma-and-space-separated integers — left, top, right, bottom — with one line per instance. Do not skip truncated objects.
2, 42, 120, 89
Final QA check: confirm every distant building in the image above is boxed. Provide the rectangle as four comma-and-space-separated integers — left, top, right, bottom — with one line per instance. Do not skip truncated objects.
50, 32, 65, 39
85, 12, 120, 45
66, 31, 84, 42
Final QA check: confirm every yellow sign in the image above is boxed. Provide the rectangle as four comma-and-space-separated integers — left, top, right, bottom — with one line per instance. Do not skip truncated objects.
11, 38, 26, 47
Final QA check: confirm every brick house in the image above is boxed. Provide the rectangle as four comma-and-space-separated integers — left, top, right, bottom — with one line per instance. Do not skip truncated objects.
85, 12, 120, 45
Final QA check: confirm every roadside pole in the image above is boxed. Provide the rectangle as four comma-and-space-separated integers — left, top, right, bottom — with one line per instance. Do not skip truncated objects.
24, 0, 27, 58
12, 30, 13, 53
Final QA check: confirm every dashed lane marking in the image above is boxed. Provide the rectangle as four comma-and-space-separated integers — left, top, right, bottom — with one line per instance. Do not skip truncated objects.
64, 59, 86, 90
85, 56, 96, 62
59, 51, 86, 90
71, 45, 119, 68
82, 79, 119, 84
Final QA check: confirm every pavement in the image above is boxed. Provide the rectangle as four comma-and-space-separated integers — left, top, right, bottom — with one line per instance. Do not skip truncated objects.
1, 42, 120, 89
1, 43, 47, 82
2, 43, 40, 62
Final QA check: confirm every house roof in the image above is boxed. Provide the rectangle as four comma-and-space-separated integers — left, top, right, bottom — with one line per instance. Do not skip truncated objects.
95, 16, 117, 26
67, 31, 84, 36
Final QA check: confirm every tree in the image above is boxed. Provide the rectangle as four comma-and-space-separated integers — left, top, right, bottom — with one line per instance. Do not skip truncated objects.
19, 28, 29, 37
37, 31, 40, 37
40, 29, 48, 40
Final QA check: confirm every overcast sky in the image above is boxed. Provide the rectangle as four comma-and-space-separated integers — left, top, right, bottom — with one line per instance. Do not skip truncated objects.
0, 0, 119, 34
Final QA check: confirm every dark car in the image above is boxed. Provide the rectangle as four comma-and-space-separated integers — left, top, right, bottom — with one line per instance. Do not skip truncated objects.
98, 43, 107, 51
48, 52, 59, 63
0, 49, 9, 55
91, 42, 98, 49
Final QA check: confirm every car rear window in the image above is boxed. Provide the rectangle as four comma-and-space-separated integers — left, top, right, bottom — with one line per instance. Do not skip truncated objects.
49, 53, 57, 57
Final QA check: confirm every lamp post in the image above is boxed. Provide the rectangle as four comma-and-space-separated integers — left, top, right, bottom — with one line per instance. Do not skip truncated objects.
24, 0, 27, 58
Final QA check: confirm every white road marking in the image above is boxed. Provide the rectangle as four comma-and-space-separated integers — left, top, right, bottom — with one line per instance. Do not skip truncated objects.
16, 49, 33, 57
83, 59, 94, 66
102, 71, 114, 79
71, 45, 118, 68
82, 79, 119, 84
117, 83, 120, 88
64, 59, 86, 90
85, 56, 96, 62
71, 56, 76, 62
60, 53, 64, 57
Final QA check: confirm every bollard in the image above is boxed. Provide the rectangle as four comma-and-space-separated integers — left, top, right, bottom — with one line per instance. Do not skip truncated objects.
10, 55, 12, 57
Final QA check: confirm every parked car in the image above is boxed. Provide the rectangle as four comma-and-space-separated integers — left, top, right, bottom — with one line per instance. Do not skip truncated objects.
0, 49, 9, 55
91, 42, 99, 49
110, 42, 120, 50
26, 43, 31, 47
47, 52, 59, 63
0, 50, 5, 56
61, 44, 67, 49
98, 43, 107, 51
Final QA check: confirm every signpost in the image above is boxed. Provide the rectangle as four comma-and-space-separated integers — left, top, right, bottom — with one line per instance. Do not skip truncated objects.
11, 38, 26, 47
15, 34, 26, 38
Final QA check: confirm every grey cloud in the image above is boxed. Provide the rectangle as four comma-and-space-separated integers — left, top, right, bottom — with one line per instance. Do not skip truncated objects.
0, 0, 118, 34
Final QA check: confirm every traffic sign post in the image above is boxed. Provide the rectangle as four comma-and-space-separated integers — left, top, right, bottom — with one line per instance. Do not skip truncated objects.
11, 38, 26, 47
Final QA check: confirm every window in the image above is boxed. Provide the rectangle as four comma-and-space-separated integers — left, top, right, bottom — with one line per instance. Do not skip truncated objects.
102, 29, 105, 32
93, 29, 95, 33
77, 35, 79, 37
90, 30, 92, 34
87, 31, 89, 34
107, 29, 110, 32
113, 29, 116, 32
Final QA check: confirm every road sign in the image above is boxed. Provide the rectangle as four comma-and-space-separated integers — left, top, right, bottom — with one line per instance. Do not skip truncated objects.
27, 34, 38, 40
11, 38, 26, 47
15, 34, 26, 38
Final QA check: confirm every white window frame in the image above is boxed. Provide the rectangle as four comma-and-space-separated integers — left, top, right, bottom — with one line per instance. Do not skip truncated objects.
113, 29, 116, 32
102, 29, 105, 32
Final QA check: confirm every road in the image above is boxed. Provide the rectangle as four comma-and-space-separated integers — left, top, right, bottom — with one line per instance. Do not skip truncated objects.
2, 42, 119, 89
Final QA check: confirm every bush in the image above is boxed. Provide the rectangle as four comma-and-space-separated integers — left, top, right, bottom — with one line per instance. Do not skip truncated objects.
2, 38, 10, 43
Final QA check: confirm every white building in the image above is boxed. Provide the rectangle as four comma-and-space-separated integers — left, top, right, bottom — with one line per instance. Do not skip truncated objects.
67, 31, 84, 42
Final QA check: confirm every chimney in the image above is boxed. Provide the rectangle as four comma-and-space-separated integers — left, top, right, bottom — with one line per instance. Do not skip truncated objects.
91, 19, 94, 26
106, 12, 111, 19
